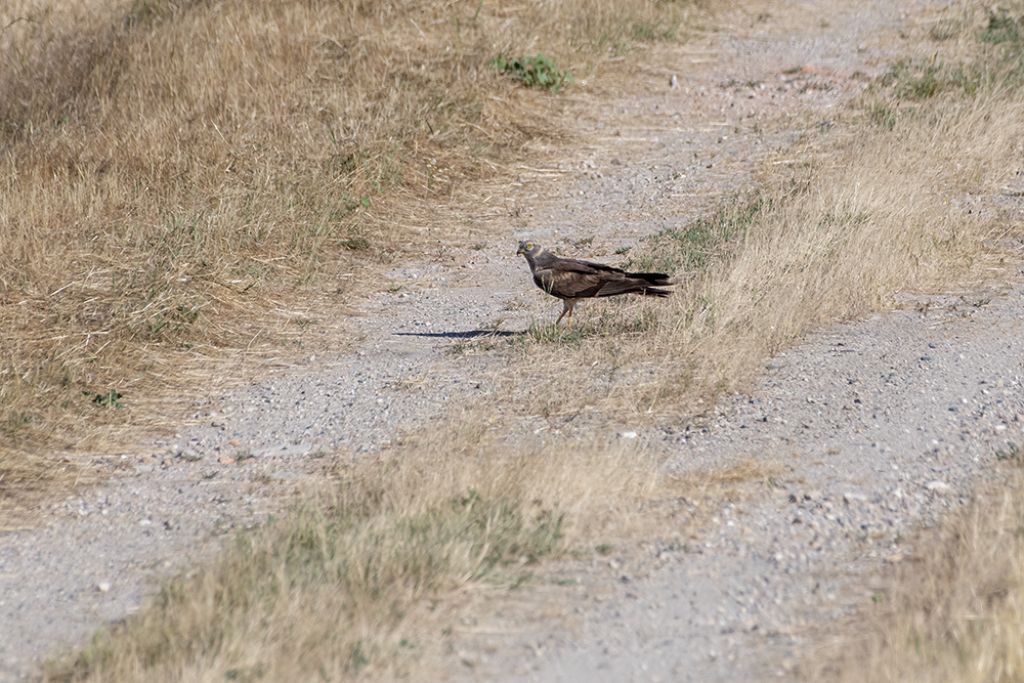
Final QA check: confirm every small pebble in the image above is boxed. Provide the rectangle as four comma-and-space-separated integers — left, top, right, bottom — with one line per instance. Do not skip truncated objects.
925, 481, 952, 495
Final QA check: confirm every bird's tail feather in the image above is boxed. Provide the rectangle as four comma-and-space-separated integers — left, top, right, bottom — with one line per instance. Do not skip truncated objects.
596, 280, 673, 297
625, 271, 672, 286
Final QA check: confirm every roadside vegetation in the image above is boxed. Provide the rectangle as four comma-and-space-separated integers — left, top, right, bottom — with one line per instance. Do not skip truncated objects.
0, 0, 696, 516
810, 465, 1024, 683
803, 7, 1024, 680
28, 0, 1024, 681
49, 439, 661, 680
48, 437, 772, 681
444, 3, 1024, 429
502, 4, 1024, 419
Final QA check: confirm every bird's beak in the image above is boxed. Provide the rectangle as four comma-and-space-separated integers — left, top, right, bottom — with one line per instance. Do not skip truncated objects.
516, 246, 525, 255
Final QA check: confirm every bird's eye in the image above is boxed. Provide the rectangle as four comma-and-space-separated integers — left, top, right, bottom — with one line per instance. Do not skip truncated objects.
525, 242, 534, 249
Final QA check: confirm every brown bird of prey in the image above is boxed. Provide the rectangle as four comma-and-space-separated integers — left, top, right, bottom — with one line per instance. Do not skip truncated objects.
516, 240, 672, 325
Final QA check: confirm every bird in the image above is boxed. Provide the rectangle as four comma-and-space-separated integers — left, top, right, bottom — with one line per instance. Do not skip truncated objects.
516, 240, 672, 326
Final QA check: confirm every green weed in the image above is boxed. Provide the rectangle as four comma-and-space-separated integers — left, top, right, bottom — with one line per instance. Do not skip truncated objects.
491, 54, 571, 91
631, 20, 677, 42
1, 412, 33, 436
627, 197, 768, 275
981, 9, 1023, 45
867, 101, 898, 130
340, 236, 371, 251
996, 443, 1022, 462
881, 60, 945, 100
92, 390, 124, 410
525, 305, 659, 345
526, 323, 586, 344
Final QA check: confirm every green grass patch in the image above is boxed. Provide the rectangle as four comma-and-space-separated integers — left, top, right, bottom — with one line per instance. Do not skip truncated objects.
526, 322, 588, 345
869, 16, 1024, 120
981, 8, 1024, 45
626, 197, 769, 275
879, 60, 947, 100
631, 20, 678, 42
866, 101, 898, 130
91, 390, 124, 410
490, 54, 571, 90
525, 305, 659, 345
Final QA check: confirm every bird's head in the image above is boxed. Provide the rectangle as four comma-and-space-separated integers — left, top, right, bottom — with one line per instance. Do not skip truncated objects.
517, 240, 541, 257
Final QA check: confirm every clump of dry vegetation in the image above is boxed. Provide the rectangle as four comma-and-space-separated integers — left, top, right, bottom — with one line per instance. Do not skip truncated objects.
0, 0, 697, 511
48, 434, 665, 681
808, 464, 1024, 683
46, 427, 775, 681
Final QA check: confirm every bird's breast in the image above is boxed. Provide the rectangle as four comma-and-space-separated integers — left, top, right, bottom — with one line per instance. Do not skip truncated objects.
533, 271, 561, 297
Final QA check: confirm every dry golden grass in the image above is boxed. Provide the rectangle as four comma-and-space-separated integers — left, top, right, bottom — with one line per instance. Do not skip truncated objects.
793, 17, 1024, 655
46, 419, 780, 682
0, 0, 699, 508
47, 432, 667, 682
806, 464, 1024, 683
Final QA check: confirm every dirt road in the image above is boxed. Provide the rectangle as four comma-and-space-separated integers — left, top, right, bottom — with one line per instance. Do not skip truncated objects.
6, 0, 1019, 680
445, 278, 1024, 681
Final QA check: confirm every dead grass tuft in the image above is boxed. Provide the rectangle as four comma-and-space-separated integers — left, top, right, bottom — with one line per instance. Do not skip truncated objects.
0, 447, 92, 529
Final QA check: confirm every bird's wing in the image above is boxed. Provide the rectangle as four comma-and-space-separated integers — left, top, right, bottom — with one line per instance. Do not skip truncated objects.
535, 266, 609, 299
557, 257, 626, 275
594, 277, 657, 297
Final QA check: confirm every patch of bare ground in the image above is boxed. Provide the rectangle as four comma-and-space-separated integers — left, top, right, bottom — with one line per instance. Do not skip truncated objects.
804, 461, 1024, 683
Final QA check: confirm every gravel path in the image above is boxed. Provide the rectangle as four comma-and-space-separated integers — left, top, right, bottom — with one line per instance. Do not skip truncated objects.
0, 0, 991, 680
451, 283, 1024, 682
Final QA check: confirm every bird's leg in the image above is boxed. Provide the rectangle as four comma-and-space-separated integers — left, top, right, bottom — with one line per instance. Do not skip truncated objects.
566, 300, 576, 330
555, 299, 571, 326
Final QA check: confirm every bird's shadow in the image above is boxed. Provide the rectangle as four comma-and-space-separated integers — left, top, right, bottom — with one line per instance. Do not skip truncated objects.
392, 329, 523, 340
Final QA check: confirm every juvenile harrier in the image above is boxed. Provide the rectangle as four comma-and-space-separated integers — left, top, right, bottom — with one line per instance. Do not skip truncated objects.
516, 241, 672, 325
